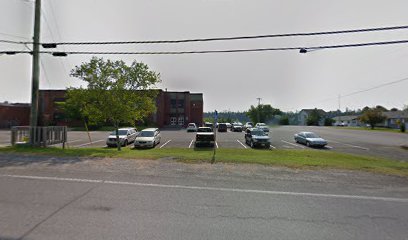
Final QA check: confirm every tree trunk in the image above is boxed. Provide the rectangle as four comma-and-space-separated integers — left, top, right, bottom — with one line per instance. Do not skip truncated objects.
371, 124, 375, 130
83, 119, 92, 145
115, 122, 121, 151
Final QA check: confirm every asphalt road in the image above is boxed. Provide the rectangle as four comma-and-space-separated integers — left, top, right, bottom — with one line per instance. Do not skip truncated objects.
1, 126, 407, 160
0, 154, 408, 240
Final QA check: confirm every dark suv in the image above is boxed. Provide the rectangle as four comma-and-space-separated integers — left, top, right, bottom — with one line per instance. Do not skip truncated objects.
244, 128, 271, 148
218, 123, 227, 132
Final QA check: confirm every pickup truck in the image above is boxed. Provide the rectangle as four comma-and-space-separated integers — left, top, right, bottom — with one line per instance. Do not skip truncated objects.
195, 127, 215, 147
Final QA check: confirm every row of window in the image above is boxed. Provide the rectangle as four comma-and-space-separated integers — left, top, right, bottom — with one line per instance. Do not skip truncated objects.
170, 117, 184, 126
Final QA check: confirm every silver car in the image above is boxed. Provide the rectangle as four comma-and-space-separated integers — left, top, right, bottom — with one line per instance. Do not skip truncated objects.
294, 131, 327, 148
255, 123, 269, 132
106, 127, 138, 147
134, 128, 161, 148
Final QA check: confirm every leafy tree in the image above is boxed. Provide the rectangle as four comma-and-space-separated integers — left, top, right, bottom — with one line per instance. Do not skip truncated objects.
246, 104, 281, 124
375, 105, 388, 112
390, 107, 399, 112
359, 108, 386, 129
66, 57, 161, 150
306, 108, 322, 126
324, 118, 335, 126
279, 116, 289, 125
362, 106, 370, 113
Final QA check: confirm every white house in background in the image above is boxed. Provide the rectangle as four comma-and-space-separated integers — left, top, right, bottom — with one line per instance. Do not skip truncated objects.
298, 109, 326, 125
332, 115, 362, 127
382, 111, 408, 129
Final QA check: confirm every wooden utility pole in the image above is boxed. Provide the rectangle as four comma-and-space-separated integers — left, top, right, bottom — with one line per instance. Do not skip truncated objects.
29, 0, 41, 145
256, 98, 261, 123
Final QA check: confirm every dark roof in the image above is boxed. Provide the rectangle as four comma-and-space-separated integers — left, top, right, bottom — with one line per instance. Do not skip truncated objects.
332, 115, 360, 121
382, 111, 408, 119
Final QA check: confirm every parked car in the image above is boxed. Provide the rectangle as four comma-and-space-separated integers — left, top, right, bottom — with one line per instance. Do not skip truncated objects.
294, 131, 327, 148
243, 122, 254, 131
186, 123, 198, 132
134, 128, 161, 148
231, 122, 243, 132
244, 128, 271, 148
255, 123, 269, 132
225, 123, 232, 129
195, 127, 215, 147
218, 123, 228, 132
204, 122, 214, 129
106, 127, 138, 147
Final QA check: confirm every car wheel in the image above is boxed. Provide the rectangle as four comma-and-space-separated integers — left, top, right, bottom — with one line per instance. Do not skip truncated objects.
250, 141, 254, 148
123, 140, 128, 146
306, 141, 310, 147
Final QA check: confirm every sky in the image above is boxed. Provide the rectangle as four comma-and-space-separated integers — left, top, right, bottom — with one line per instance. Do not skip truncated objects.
1, 0, 408, 112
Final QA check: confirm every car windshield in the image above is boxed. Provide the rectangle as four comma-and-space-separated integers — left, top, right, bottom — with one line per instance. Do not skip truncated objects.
198, 128, 212, 132
110, 130, 128, 135
252, 130, 266, 136
188, 124, 195, 127
257, 123, 266, 126
305, 133, 319, 138
139, 131, 154, 137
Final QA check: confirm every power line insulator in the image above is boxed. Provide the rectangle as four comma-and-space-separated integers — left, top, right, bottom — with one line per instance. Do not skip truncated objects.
52, 52, 67, 57
42, 43, 57, 48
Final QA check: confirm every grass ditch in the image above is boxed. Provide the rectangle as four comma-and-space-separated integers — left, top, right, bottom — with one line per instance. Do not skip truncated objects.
1, 146, 407, 177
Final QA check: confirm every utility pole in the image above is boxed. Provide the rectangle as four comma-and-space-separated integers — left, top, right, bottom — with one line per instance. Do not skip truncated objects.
256, 98, 261, 123
338, 94, 341, 124
29, 0, 41, 145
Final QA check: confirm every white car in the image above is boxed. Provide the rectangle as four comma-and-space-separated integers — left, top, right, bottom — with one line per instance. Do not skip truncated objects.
134, 128, 161, 148
255, 123, 269, 132
186, 123, 198, 132
106, 127, 138, 147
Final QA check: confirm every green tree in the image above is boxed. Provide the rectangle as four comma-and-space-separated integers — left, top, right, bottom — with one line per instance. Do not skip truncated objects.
246, 104, 282, 124
279, 116, 289, 125
306, 108, 322, 126
359, 108, 386, 129
324, 118, 335, 126
66, 57, 161, 150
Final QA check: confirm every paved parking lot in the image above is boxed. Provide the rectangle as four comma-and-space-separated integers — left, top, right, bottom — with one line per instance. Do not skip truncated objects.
1, 126, 407, 161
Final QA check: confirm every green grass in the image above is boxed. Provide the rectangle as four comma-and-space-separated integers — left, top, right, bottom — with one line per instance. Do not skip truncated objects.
333, 126, 406, 134
1, 146, 407, 177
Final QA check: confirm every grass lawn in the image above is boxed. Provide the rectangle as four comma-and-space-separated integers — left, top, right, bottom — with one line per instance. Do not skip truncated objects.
333, 126, 406, 134
1, 146, 407, 177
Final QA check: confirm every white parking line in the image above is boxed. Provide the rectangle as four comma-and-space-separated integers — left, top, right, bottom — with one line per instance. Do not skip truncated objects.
281, 140, 305, 149
236, 139, 247, 149
2, 174, 408, 203
215, 141, 219, 148
73, 139, 105, 148
325, 146, 334, 149
283, 145, 293, 149
270, 145, 276, 149
188, 139, 194, 148
159, 140, 172, 148
328, 140, 369, 150
66, 139, 82, 144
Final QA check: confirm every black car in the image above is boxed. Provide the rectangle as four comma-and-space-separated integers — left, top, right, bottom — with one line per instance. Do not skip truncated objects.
244, 128, 271, 148
218, 123, 228, 132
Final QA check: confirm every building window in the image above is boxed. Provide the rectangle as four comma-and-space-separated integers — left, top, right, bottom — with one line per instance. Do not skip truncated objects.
178, 116, 184, 126
178, 99, 184, 108
170, 117, 177, 125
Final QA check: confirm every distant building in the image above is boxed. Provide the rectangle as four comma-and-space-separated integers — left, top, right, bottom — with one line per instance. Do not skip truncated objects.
382, 111, 408, 129
297, 109, 326, 126
37, 89, 203, 128
0, 89, 203, 129
0, 102, 30, 128
332, 115, 362, 127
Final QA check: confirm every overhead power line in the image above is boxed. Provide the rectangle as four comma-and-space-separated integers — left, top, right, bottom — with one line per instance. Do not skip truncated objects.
2, 38, 408, 56
2, 38, 408, 55
341, 76, 408, 98
46, 25, 408, 45
2, 25, 408, 46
